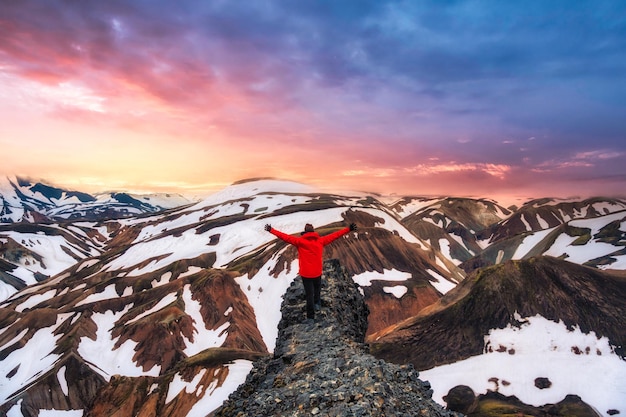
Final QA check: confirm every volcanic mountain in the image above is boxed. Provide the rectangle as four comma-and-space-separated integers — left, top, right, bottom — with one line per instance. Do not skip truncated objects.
0, 177, 625, 416
370, 256, 626, 415
0, 179, 460, 416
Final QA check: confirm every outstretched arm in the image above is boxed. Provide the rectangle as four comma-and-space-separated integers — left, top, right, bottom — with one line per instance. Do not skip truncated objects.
265, 224, 301, 246
320, 223, 357, 246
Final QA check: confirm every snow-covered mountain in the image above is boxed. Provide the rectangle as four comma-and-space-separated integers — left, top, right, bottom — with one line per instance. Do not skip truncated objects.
460, 197, 626, 272
0, 176, 193, 223
0, 178, 624, 416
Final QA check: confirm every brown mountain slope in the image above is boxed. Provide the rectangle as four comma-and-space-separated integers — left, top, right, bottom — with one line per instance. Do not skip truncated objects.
370, 256, 626, 370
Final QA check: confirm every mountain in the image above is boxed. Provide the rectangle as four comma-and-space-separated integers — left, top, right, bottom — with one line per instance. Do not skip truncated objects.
212, 259, 460, 417
0, 177, 625, 416
396, 197, 511, 267
0, 175, 195, 300
0, 178, 460, 416
0, 176, 192, 223
460, 198, 626, 272
370, 256, 626, 416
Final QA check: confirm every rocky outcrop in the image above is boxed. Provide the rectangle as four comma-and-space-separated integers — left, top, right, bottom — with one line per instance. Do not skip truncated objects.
443, 386, 601, 417
213, 259, 461, 417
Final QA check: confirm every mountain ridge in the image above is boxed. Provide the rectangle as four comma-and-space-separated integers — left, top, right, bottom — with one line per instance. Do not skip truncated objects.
0, 175, 194, 223
212, 259, 462, 417
1, 177, 625, 416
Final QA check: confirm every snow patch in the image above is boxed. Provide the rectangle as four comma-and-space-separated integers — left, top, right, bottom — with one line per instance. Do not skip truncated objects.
421, 314, 626, 417
77, 306, 161, 378
520, 214, 532, 231
383, 286, 408, 298
352, 269, 412, 287
75, 284, 120, 307
15, 289, 56, 312
512, 228, 556, 259
57, 366, 69, 396
426, 269, 456, 295
181, 285, 229, 356
186, 360, 254, 417
39, 410, 83, 417
235, 259, 297, 352
536, 214, 550, 229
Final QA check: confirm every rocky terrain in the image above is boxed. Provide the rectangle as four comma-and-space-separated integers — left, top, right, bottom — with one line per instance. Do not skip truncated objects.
371, 256, 625, 416
213, 259, 461, 417
1, 177, 625, 416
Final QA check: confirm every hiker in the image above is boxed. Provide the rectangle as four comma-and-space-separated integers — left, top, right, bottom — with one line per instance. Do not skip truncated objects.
264, 222, 357, 321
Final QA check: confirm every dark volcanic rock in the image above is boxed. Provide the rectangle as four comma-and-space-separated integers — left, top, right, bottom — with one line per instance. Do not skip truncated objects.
213, 259, 462, 417
460, 390, 601, 417
534, 377, 552, 389
443, 386, 477, 414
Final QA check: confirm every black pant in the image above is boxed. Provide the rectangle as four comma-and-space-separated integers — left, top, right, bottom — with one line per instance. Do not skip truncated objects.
301, 276, 321, 319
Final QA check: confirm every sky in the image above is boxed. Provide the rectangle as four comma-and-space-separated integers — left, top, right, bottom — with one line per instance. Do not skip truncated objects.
1, 0, 625, 204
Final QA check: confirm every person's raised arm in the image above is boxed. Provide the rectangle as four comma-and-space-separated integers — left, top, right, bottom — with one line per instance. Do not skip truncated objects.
320, 223, 357, 246
265, 224, 301, 246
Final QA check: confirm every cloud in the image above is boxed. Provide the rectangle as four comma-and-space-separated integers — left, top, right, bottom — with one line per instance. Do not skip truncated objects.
0, 74, 106, 113
531, 148, 624, 173
573, 150, 624, 161
1, 0, 625, 199
343, 161, 511, 181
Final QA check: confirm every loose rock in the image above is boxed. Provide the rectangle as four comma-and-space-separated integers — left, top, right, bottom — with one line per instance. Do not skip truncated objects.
212, 259, 463, 417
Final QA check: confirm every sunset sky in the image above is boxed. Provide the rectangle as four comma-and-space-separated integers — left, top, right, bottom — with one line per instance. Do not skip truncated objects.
1, 1, 625, 204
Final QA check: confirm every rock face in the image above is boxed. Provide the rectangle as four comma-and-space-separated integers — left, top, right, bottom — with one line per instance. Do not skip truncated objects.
213, 259, 461, 417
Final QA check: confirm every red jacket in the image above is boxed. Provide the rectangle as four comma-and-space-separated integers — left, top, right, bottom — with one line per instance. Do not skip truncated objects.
270, 227, 351, 278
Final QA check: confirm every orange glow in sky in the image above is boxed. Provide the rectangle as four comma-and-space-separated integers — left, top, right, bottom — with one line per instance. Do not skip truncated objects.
1, 2, 625, 204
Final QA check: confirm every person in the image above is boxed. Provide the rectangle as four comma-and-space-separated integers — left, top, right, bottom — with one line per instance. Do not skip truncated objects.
264, 222, 357, 321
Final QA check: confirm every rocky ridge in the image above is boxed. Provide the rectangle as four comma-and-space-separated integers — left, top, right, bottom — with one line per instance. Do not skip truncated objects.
213, 259, 461, 417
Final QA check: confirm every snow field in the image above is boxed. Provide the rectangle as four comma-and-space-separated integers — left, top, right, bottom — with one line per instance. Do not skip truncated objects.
0, 314, 70, 404
181, 285, 229, 356
235, 258, 298, 352
421, 314, 626, 417
541, 213, 626, 266
77, 306, 161, 378
0, 231, 87, 276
